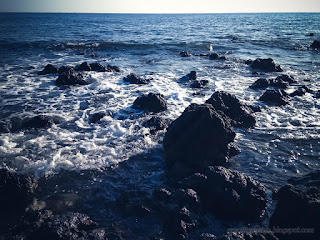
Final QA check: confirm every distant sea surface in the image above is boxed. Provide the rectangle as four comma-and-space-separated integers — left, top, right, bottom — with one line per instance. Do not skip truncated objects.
0, 13, 320, 188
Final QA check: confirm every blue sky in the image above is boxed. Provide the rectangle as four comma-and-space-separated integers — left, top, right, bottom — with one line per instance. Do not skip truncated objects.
1, 0, 320, 13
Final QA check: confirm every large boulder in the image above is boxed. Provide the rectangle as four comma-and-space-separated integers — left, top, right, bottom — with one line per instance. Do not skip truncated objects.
310, 40, 320, 49
123, 73, 150, 84
163, 103, 236, 178
75, 62, 91, 71
269, 184, 319, 240
89, 62, 106, 72
56, 69, 88, 85
259, 89, 290, 105
181, 166, 267, 222
251, 58, 283, 72
205, 91, 257, 128
38, 64, 59, 75
132, 93, 167, 113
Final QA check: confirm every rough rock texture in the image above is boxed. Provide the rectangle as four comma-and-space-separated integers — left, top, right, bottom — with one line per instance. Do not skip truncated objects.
38, 64, 59, 75
190, 80, 209, 88
22, 115, 60, 130
56, 69, 87, 85
250, 78, 272, 89
132, 93, 167, 113
106, 64, 120, 72
0, 169, 38, 229
259, 89, 290, 106
205, 91, 257, 128
310, 40, 320, 49
142, 116, 169, 134
251, 58, 283, 72
269, 184, 319, 240
163, 103, 236, 178
58, 66, 74, 74
89, 62, 106, 72
275, 74, 296, 84
181, 166, 267, 222
290, 87, 307, 97
123, 73, 150, 84
75, 62, 91, 71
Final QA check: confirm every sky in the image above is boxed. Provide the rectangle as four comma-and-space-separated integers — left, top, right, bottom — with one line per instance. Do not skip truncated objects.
1, 0, 320, 13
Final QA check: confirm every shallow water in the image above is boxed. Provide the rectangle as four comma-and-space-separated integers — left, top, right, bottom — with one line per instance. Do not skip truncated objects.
0, 13, 319, 190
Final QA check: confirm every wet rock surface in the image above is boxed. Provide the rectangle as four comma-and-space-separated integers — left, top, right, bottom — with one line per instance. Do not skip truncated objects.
142, 116, 169, 134
250, 58, 283, 72
123, 73, 150, 84
132, 93, 167, 113
310, 40, 320, 48
205, 91, 257, 128
38, 64, 59, 75
259, 89, 290, 106
75, 62, 91, 71
191, 80, 209, 88
56, 69, 88, 85
163, 103, 236, 179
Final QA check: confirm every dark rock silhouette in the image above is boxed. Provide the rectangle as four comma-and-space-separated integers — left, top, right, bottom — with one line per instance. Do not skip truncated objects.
75, 62, 91, 71
205, 91, 257, 128
89, 112, 106, 123
275, 74, 296, 83
311, 40, 320, 49
290, 87, 307, 97
190, 80, 209, 88
143, 116, 169, 134
251, 58, 283, 72
163, 103, 236, 179
123, 73, 150, 84
180, 51, 192, 57
132, 93, 167, 113
259, 89, 290, 105
56, 69, 87, 85
38, 64, 59, 75
89, 62, 106, 72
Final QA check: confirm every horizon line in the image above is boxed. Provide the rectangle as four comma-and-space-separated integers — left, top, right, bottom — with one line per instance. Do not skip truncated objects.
1, 11, 320, 14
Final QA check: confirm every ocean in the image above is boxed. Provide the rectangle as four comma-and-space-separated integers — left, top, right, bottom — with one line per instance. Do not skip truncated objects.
0, 12, 320, 238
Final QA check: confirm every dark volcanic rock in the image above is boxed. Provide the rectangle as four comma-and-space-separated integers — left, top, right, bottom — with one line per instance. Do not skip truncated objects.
89, 62, 106, 72
89, 112, 106, 123
182, 166, 267, 222
269, 184, 320, 240
250, 78, 271, 89
190, 80, 209, 88
56, 69, 87, 85
75, 62, 91, 71
209, 53, 219, 60
106, 64, 120, 72
123, 73, 150, 84
259, 89, 290, 105
187, 71, 197, 80
251, 58, 283, 72
163, 103, 236, 179
38, 64, 59, 75
290, 87, 307, 97
58, 65, 74, 74
205, 91, 256, 128
143, 116, 169, 134
22, 115, 60, 130
0, 169, 38, 228
310, 40, 320, 49
180, 51, 192, 57
275, 74, 296, 84
132, 93, 167, 113
271, 79, 289, 89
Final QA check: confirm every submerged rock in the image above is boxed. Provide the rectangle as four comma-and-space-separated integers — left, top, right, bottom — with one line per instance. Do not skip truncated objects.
75, 62, 91, 71
205, 91, 257, 128
132, 93, 167, 113
310, 40, 320, 49
38, 64, 59, 75
251, 58, 283, 72
180, 51, 192, 57
259, 89, 290, 105
123, 73, 150, 84
269, 184, 319, 240
22, 115, 60, 130
190, 80, 209, 88
56, 69, 87, 85
143, 116, 169, 134
89, 112, 106, 123
182, 166, 267, 222
209, 53, 219, 60
163, 103, 236, 178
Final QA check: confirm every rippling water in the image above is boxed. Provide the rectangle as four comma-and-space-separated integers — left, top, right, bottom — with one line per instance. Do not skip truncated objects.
0, 13, 319, 189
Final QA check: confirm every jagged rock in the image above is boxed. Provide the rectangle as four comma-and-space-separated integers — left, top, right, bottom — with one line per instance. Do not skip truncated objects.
143, 116, 169, 134
56, 69, 87, 85
271, 79, 289, 89
275, 74, 296, 84
180, 71, 197, 81
58, 66, 74, 74
310, 40, 320, 49
163, 103, 236, 179
106, 64, 120, 72
182, 166, 268, 222
251, 58, 283, 72
89, 63, 106, 72
75, 62, 91, 71
205, 91, 257, 128
190, 80, 209, 88
123, 73, 150, 84
250, 78, 271, 89
308, 33, 315, 37
259, 89, 290, 105
270, 184, 320, 240
38, 64, 59, 75
89, 112, 106, 123
290, 87, 307, 97
132, 93, 167, 113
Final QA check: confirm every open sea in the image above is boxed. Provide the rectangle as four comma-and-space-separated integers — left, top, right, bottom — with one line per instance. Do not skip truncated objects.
0, 12, 320, 238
